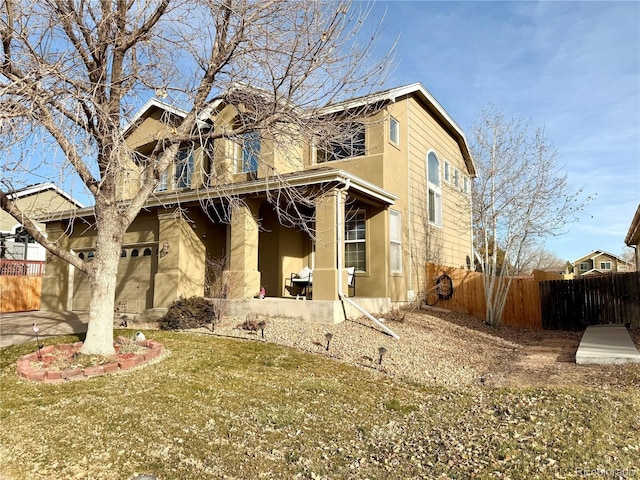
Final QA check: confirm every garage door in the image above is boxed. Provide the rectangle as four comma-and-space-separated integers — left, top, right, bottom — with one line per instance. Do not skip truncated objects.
72, 246, 156, 313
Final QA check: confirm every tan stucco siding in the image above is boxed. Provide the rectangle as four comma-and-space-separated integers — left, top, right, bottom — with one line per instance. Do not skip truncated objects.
405, 97, 473, 292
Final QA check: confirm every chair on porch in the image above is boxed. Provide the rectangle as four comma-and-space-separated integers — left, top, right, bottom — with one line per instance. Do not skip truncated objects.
285, 266, 356, 299
286, 266, 313, 299
346, 266, 356, 297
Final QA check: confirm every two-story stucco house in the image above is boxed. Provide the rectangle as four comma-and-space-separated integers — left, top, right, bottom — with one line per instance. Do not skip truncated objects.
572, 249, 634, 277
1, 183, 85, 261
40, 83, 476, 322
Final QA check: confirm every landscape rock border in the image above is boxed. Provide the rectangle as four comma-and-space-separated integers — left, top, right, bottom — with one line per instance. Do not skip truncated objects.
16, 340, 164, 383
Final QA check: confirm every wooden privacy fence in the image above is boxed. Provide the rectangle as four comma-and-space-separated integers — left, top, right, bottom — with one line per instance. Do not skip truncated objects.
0, 260, 45, 313
425, 263, 564, 329
540, 272, 640, 330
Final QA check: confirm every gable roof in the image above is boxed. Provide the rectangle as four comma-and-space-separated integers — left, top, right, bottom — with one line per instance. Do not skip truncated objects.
122, 83, 475, 177
321, 83, 476, 177
6, 183, 85, 209
572, 249, 631, 265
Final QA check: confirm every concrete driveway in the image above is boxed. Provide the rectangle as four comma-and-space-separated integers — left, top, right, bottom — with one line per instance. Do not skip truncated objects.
0, 311, 89, 348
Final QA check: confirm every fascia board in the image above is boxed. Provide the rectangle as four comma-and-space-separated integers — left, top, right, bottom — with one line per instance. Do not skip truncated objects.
625, 205, 640, 245
8, 182, 86, 209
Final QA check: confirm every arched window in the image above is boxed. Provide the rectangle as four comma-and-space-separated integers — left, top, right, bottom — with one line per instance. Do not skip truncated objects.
87, 251, 95, 261
427, 151, 442, 226
131, 249, 139, 257
78, 252, 85, 260
143, 248, 152, 256
121, 250, 127, 257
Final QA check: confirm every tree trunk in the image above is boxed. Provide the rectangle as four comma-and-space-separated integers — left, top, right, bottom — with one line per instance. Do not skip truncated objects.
79, 207, 123, 356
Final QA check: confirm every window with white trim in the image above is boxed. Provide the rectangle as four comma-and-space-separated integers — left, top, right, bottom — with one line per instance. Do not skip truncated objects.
427, 152, 442, 226
453, 167, 460, 190
316, 122, 365, 162
345, 210, 366, 272
444, 160, 450, 183
235, 132, 260, 173
389, 116, 399, 145
579, 262, 589, 271
174, 147, 194, 189
463, 176, 471, 194
389, 210, 402, 273
600, 261, 612, 270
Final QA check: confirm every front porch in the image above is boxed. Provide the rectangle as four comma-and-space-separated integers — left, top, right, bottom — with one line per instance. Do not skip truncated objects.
224, 296, 392, 324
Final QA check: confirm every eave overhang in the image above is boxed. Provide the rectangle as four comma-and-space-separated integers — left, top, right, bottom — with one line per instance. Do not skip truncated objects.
38, 169, 398, 223
625, 205, 640, 246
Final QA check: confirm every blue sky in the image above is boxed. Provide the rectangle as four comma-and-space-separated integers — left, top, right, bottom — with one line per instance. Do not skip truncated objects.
370, 0, 640, 262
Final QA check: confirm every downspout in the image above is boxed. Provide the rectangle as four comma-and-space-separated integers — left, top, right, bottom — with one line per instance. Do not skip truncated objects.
337, 178, 400, 340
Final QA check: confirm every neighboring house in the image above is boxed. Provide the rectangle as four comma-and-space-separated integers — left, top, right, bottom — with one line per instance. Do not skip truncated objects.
40, 83, 476, 319
0, 183, 85, 261
572, 249, 634, 277
625, 204, 640, 271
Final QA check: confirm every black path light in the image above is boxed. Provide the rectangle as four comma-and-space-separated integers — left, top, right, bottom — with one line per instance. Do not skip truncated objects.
378, 346, 387, 365
324, 333, 333, 351
32, 323, 42, 360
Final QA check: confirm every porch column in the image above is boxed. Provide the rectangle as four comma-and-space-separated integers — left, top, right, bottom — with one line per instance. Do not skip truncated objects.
226, 200, 261, 299
153, 212, 206, 307
313, 190, 342, 300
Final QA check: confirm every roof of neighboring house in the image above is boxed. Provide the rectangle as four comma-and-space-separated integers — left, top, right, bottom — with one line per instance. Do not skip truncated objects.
572, 249, 632, 266
625, 204, 640, 246
5, 183, 86, 209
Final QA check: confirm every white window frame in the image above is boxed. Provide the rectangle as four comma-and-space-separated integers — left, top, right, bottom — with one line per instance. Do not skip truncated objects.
234, 132, 260, 173
453, 167, 460, 190
579, 262, 589, 271
427, 151, 442, 227
174, 147, 194, 189
389, 116, 399, 145
600, 261, 612, 270
345, 210, 366, 272
443, 160, 450, 183
389, 210, 402, 274
316, 122, 366, 163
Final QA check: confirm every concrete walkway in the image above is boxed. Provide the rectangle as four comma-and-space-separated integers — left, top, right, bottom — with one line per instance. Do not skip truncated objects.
0, 311, 89, 348
576, 324, 640, 365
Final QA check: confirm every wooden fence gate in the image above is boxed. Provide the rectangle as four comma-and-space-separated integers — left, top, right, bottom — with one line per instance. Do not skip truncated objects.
540, 272, 640, 330
0, 259, 45, 313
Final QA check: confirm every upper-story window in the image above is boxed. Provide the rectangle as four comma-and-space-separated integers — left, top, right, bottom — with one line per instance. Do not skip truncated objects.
389, 116, 399, 145
427, 151, 442, 227
175, 148, 194, 189
579, 262, 589, 271
235, 132, 260, 173
317, 122, 365, 163
600, 261, 612, 270
443, 160, 450, 183
152, 146, 194, 192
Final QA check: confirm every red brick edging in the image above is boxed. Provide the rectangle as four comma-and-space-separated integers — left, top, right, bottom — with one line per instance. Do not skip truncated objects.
16, 340, 164, 383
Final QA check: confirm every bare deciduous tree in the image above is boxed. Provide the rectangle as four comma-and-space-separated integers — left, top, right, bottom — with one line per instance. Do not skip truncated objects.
471, 105, 590, 326
0, 0, 393, 354
516, 242, 567, 275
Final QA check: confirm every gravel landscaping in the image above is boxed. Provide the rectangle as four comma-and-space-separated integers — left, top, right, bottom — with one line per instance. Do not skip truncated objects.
170, 307, 640, 390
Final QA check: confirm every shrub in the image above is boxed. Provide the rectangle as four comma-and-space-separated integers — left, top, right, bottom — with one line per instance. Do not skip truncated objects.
238, 313, 266, 332
159, 296, 217, 331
